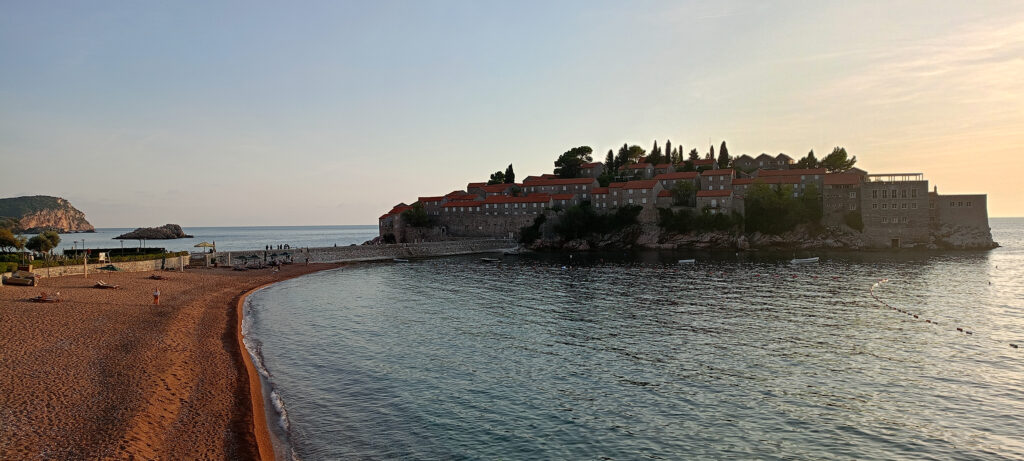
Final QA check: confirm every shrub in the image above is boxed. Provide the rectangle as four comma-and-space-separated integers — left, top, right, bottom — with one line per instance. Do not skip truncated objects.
552, 203, 641, 240
844, 211, 864, 232
519, 214, 547, 244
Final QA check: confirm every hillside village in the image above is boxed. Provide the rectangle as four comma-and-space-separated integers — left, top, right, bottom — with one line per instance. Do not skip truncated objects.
378, 143, 994, 250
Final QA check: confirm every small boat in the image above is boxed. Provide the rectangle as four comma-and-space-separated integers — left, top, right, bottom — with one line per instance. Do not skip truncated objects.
480, 257, 500, 263
790, 257, 820, 264
393, 258, 410, 263
677, 259, 695, 264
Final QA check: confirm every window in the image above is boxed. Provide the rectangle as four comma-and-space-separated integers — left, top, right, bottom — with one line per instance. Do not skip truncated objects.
902, 217, 909, 223
912, 203, 918, 209
891, 189, 897, 198
912, 189, 918, 198
629, 189, 634, 194
882, 217, 889, 223
628, 199, 634, 204
901, 203, 907, 209
882, 190, 888, 198
966, 201, 972, 207
901, 189, 907, 198
642, 198, 647, 204
849, 192, 857, 199
882, 203, 887, 209
958, 201, 963, 207
872, 203, 878, 209
849, 203, 857, 211
892, 203, 896, 209
872, 190, 878, 199
720, 185, 724, 190
950, 201, 955, 207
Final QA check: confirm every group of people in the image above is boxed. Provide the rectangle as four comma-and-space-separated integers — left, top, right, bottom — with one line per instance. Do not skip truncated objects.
265, 244, 291, 250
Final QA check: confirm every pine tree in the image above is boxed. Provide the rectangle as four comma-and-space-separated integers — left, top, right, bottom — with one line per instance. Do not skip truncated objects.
707, 145, 715, 161
717, 141, 730, 169
665, 140, 672, 163
604, 149, 614, 171
648, 140, 662, 164
688, 148, 700, 162
504, 164, 515, 184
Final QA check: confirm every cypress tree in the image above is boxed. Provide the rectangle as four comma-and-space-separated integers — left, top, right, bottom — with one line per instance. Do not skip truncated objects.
504, 164, 515, 184
718, 141, 730, 169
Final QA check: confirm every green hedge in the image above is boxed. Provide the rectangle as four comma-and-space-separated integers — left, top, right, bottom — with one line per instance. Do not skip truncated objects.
0, 262, 17, 273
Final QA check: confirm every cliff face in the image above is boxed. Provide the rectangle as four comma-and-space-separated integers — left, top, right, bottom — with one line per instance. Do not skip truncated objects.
0, 196, 95, 233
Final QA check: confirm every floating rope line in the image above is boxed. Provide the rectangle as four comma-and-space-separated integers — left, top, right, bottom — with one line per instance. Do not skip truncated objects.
870, 279, 1019, 350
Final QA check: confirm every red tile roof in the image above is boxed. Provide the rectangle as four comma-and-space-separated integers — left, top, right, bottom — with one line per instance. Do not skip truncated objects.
824, 173, 863, 185
693, 159, 716, 166
484, 194, 552, 204
608, 182, 626, 188
622, 163, 653, 170
654, 163, 673, 169
623, 180, 658, 190
481, 183, 515, 192
654, 171, 698, 180
701, 169, 735, 177
445, 190, 466, 197
467, 182, 486, 189
592, 187, 609, 194
757, 168, 826, 176
418, 196, 444, 202
657, 190, 672, 197
551, 194, 574, 200
739, 176, 801, 185
697, 190, 733, 197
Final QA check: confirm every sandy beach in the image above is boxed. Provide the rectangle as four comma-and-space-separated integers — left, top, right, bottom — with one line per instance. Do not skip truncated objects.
0, 263, 337, 460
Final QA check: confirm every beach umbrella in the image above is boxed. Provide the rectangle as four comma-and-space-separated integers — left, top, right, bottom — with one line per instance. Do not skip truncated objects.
194, 241, 215, 251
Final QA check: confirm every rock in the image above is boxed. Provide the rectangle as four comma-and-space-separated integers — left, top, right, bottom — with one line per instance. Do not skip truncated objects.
0, 195, 94, 233
115, 224, 193, 240
736, 235, 750, 250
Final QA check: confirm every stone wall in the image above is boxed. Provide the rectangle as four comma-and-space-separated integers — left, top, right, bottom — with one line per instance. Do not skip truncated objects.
33, 255, 189, 279
860, 179, 930, 248
214, 239, 516, 264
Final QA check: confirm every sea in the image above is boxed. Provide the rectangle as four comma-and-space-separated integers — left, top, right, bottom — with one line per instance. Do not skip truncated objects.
52, 225, 379, 253
245, 218, 1024, 460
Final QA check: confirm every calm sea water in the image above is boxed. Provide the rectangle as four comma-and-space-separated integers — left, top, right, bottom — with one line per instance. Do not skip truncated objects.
52, 225, 378, 253
246, 218, 1024, 460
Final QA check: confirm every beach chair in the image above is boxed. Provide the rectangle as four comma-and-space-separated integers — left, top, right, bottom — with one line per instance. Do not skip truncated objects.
30, 292, 60, 303
93, 281, 120, 289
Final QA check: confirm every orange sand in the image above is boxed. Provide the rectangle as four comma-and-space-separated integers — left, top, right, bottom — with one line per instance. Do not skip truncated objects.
0, 264, 338, 460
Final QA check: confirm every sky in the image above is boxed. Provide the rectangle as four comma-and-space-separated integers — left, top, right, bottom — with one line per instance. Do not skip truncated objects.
1, 1, 1022, 226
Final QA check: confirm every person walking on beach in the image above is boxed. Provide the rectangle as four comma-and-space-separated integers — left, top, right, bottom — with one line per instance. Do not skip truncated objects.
153, 288, 160, 305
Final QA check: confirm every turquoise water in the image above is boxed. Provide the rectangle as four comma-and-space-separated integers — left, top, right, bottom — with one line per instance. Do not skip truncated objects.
51, 225, 378, 253
247, 219, 1024, 460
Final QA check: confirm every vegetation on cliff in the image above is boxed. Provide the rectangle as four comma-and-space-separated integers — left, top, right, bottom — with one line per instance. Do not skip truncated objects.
548, 203, 642, 241
743, 183, 822, 234
0, 195, 94, 232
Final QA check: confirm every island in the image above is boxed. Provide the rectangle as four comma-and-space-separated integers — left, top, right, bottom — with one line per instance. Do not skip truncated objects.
115, 224, 194, 240
0, 195, 95, 233
376, 142, 997, 251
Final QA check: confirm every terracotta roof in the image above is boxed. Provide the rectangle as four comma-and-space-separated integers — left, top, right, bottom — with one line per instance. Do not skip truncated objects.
824, 173, 863, 185
467, 182, 486, 189
654, 171, 698, 180
622, 162, 653, 170
445, 190, 466, 197
732, 178, 755, 185
654, 163, 673, 169
608, 182, 626, 188
742, 176, 801, 185
657, 190, 672, 197
623, 180, 658, 190
417, 196, 444, 202
447, 194, 479, 201
757, 168, 826, 176
522, 177, 597, 186
442, 200, 483, 208
701, 169, 735, 177
697, 190, 733, 197
693, 159, 716, 165
592, 187, 609, 194
551, 194, 574, 200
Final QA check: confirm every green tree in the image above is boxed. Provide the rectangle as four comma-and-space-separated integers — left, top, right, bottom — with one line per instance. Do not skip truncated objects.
26, 232, 58, 255
821, 146, 857, 173
504, 164, 516, 184
487, 170, 505, 185
707, 145, 715, 160
688, 148, 700, 162
665, 140, 672, 162
647, 140, 663, 165
604, 149, 614, 171
554, 146, 593, 178
0, 228, 25, 252
795, 149, 819, 169
717, 141, 730, 170
400, 202, 432, 227
671, 180, 696, 207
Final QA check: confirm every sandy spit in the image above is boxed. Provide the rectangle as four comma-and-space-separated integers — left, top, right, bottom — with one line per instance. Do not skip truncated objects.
0, 263, 339, 460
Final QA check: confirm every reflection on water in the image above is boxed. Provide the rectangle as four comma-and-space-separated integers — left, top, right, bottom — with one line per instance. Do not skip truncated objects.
249, 218, 1024, 460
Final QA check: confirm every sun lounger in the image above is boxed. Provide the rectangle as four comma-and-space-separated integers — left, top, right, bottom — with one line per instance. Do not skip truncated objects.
149, 275, 165, 280
30, 292, 60, 303
93, 281, 120, 289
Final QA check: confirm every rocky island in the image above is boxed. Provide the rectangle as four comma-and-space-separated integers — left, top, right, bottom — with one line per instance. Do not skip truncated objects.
0, 195, 95, 233
115, 224, 194, 240
376, 142, 997, 251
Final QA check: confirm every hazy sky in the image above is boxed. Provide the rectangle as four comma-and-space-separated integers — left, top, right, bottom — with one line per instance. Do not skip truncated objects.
2, 1, 1022, 226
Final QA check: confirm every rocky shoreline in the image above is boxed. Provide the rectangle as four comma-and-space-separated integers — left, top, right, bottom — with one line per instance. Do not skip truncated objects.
115, 224, 193, 240
528, 223, 999, 252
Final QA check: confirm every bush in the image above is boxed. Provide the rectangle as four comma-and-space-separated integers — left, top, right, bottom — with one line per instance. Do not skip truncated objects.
844, 211, 864, 232
659, 208, 742, 233
0, 262, 17, 273
552, 203, 641, 241
519, 214, 547, 245
744, 183, 822, 235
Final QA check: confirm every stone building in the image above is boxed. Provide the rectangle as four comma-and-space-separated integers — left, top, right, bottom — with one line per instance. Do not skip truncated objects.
696, 190, 734, 214
823, 173, 863, 225
619, 179, 664, 207
654, 171, 699, 192
732, 154, 757, 172
860, 173, 931, 248
580, 162, 604, 179
620, 162, 655, 179
699, 169, 735, 191
692, 159, 717, 171
521, 177, 598, 201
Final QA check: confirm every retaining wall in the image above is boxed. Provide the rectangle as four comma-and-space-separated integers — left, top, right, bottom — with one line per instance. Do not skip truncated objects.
32, 255, 189, 279
214, 239, 517, 265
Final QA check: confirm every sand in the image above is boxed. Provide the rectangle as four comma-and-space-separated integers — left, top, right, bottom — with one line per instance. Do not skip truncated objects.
0, 263, 338, 460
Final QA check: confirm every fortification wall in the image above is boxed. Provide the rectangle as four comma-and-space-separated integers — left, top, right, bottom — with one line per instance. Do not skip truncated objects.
934, 194, 989, 229
437, 213, 543, 239
215, 239, 516, 264
33, 255, 189, 279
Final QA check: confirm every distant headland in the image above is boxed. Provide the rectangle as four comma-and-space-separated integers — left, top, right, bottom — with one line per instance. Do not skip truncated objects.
115, 224, 193, 240
376, 142, 997, 251
0, 195, 94, 233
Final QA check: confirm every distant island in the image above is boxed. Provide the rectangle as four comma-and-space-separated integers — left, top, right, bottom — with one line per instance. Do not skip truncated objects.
115, 224, 193, 240
377, 142, 997, 250
0, 195, 95, 233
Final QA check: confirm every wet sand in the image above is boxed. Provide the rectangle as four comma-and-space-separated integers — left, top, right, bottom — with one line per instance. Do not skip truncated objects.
0, 263, 338, 460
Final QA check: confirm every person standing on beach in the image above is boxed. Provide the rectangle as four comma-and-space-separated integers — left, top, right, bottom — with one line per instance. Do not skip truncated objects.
153, 288, 160, 305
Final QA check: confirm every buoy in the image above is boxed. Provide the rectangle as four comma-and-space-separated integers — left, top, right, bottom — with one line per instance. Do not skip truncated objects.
966, 331, 973, 335
1011, 344, 1019, 349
